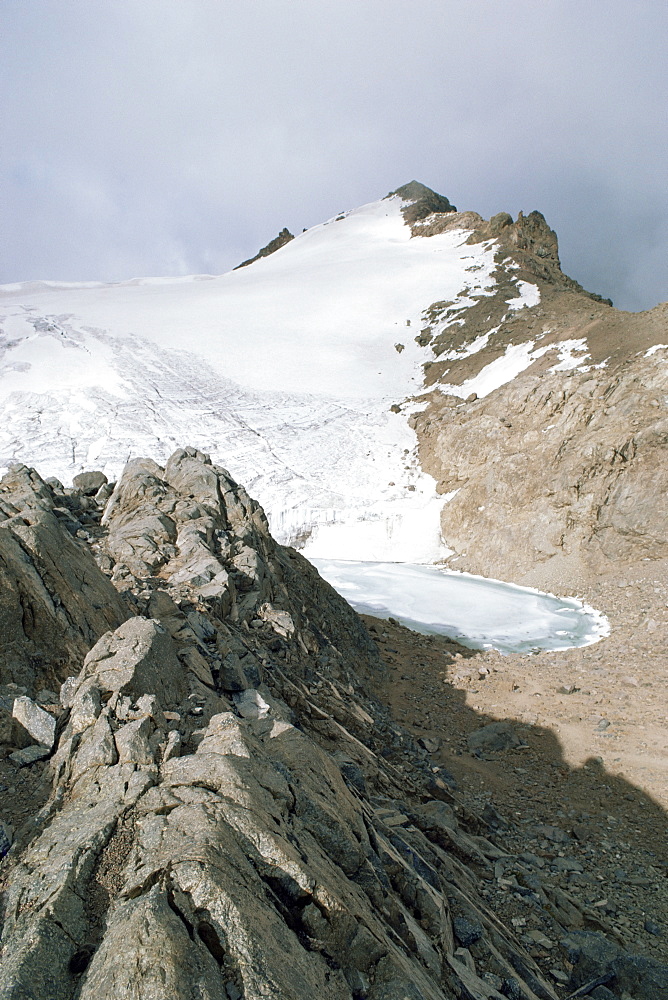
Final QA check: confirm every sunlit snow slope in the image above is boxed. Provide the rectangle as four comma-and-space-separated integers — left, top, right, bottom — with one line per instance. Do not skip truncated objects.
0, 194, 498, 561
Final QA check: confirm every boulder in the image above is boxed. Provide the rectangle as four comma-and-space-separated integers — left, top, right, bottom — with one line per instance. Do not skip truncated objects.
467, 721, 521, 753
76, 617, 186, 708
12, 696, 56, 747
72, 471, 108, 496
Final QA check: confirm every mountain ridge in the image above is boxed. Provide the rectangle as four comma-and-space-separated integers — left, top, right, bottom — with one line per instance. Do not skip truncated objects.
0, 182, 666, 588
2, 184, 668, 999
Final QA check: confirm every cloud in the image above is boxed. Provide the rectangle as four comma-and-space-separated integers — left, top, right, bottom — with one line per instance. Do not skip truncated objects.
1, 0, 666, 309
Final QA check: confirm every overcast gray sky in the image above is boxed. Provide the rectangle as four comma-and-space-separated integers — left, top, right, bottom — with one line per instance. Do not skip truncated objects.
1, 1, 666, 311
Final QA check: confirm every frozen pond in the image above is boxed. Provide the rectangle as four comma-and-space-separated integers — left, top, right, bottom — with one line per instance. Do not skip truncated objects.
311, 559, 609, 654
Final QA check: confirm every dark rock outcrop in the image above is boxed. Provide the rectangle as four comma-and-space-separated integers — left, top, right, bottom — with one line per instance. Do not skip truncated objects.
235, 227, 295, 269
387, 181, 457, 225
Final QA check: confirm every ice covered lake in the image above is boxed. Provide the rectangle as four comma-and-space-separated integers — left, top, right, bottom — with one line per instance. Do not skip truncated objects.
311, 559, 609, 654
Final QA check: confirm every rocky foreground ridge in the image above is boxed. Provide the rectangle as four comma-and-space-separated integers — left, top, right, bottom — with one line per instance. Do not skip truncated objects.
1, 449, 666, 998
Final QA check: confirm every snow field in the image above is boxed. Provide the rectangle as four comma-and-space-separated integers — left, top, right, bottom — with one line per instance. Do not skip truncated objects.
0, 193, 613, 648
0, 196, 499, 562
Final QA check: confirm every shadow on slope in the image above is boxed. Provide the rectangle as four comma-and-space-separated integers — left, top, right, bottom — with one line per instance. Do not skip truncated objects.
361, 614, 668, 991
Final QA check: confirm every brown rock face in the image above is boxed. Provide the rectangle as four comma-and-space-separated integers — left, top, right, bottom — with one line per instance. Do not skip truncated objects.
401, 194, 667, 591
417, 340, 668, 590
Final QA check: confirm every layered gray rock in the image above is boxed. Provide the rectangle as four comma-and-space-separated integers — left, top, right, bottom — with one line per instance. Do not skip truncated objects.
0, 610, 557, 1000
413, 278, 668, 590
0, 449, 602, 999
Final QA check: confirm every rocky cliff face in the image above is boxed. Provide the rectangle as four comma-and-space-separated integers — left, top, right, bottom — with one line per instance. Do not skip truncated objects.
0, 448, 581, 1000
404, 198, 668, 590
0, 464, 129, 692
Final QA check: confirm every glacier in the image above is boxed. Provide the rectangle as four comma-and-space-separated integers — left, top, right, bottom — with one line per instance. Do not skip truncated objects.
0, 194, 499, 563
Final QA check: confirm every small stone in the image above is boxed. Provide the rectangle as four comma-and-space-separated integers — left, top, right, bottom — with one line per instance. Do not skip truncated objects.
501, 978, 524, 999
383, 813, 410, 828
644, 919, 662, 936
454, 947, 476, 973
233, 689, 270, 720
467, 721, 521, 753
520, 851, 545, 868
526, 929, 554, 949
9, 745, 51, 766
453, 915, 483, 947
257, 603, 294, 638
95, 482, 114, 504
533, 823, 570, 844
549, 968, 569, 983
597, 719, 611, 731
551, 857, 584, 873
482, 803, 510, 829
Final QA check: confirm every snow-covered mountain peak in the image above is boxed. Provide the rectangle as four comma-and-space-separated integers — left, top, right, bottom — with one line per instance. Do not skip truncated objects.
0, 187, 501, 562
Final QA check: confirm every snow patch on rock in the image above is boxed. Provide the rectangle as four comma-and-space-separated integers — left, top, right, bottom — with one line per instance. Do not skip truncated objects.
507, 280, 541, 310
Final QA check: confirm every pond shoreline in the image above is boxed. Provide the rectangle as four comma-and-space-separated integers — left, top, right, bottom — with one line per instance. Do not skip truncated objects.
311, 557, 610, 654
